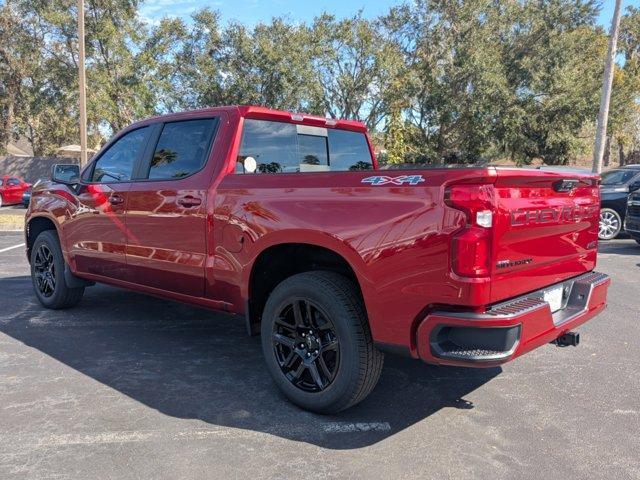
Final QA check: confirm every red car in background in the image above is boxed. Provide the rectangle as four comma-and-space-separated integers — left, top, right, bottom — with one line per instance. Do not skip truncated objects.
0, 176, 31, 207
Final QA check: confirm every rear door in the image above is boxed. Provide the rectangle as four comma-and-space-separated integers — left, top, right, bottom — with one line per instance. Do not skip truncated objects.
489, 169, 600, 302
66, 126, 150, 279
125, 116, 219, 297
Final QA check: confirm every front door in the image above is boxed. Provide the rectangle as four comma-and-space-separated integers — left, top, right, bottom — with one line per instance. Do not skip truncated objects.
66, 126, 150, 280
125, 117, 219, 297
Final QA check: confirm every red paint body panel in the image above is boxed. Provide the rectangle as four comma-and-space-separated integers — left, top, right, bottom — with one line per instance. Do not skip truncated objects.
25, 105, 609, 366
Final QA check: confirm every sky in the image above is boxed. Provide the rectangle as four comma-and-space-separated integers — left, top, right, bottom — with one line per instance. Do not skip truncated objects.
139, 0, 640, 28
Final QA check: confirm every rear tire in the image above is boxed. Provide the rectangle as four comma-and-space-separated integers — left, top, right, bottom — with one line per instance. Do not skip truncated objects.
261, 271, 384, 414
599, 208, 622, 240
0, 193, 3, 208
30, 230, 84, 309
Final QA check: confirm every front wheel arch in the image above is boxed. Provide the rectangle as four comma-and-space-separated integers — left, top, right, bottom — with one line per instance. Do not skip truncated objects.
26, 216, 59, 262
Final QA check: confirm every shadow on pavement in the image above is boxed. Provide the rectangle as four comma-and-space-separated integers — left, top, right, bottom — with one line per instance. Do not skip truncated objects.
598, 239, 640, 256
0, 275, 500, 450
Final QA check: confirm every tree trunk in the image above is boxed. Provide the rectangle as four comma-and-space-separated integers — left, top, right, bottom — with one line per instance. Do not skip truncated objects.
603, 135, 611, 167
619, 142, 625, 167
2, 96, 15, 153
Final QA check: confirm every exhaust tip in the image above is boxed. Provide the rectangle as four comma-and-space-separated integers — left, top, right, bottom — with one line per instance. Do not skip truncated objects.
552, 331, 580, 347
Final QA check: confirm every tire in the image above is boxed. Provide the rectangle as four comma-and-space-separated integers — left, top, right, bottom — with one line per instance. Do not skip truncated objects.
0, 193, 3, 208
30, 230, 84, 309
635, 239, 640, 246
599, 208, 622, 240
261, 271, 384, 414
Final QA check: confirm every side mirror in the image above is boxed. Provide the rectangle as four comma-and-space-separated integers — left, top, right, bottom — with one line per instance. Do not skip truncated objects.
629, 181, 640, 193
52, 164, 80, 185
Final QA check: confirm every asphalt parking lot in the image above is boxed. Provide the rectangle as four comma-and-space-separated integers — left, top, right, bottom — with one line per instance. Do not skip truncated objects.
0, 231, 638, 480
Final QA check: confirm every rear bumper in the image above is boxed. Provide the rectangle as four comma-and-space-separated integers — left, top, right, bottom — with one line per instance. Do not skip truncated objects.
416, 271, 610, 367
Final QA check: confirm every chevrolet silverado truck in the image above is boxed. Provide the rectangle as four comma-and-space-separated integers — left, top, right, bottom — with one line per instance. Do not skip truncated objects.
25, 106, 610, 413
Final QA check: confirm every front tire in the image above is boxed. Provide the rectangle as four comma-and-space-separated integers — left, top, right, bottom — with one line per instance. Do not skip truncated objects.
30, 230, 84, 309
599, 208, 622, 240
261, 271, 383, 414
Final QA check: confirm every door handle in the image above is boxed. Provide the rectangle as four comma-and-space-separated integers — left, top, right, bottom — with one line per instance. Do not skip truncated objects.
178, 196, 202, 207
109, 195, 124, 205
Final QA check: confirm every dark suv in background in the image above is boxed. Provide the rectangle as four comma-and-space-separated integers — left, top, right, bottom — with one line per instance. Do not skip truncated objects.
624, 191, 640, 245
599, 165, 640, 240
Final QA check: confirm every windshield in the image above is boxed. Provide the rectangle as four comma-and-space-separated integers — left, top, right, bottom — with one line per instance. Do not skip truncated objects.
601, 169, 638, 186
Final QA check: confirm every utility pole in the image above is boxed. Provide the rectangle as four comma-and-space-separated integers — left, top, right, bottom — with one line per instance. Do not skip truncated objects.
77, 0, 88, 167
593, 0, 623, 174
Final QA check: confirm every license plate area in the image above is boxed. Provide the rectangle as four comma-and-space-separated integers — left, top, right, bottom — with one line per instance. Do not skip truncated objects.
544, 286, 564, 313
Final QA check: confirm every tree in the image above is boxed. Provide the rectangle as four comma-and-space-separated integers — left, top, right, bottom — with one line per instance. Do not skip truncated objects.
608, 6, 640, 165
309, 13, 401, 129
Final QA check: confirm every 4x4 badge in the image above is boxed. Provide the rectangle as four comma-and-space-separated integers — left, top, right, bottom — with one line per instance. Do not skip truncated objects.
361, 175, 425, 186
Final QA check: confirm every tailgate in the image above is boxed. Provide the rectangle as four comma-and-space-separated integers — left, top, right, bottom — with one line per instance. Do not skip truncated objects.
489, 169, 600, 303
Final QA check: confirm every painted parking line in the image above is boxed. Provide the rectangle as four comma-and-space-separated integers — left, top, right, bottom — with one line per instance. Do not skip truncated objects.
321, 422, 391, 433
0, 243, 25, 254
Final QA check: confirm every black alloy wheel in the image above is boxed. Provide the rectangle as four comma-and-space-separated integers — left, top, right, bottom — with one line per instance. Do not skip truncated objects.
30, 230, 85, 309
33, 244, 56, 297
261, 271, 384, 414
272, 298, 340, 392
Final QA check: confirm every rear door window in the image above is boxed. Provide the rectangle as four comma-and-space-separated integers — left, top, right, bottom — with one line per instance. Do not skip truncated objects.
237, 119, 373, 173
146, 118, 218, 180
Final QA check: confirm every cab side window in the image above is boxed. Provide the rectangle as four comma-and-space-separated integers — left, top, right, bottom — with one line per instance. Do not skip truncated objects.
91, 127, 148, 183
7, 178, 21, 186
147, 118, 218, 180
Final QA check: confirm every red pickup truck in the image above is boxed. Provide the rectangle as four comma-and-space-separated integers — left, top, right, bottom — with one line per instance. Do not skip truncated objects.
25, 106, 610, 413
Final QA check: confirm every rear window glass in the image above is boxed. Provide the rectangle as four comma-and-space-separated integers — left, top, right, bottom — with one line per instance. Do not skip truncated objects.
238, 120, 298, 173
298, 134, 329, 172
237, 119, 372, 173
328, 129, 373, 171
148, 118, 218, 180
601, 169, 639, 185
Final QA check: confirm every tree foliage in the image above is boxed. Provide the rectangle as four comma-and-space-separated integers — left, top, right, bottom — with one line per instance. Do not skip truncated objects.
1, 0, 639, 164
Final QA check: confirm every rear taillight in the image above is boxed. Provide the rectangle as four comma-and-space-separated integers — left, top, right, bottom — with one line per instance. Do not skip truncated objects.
444, 184, 495, 277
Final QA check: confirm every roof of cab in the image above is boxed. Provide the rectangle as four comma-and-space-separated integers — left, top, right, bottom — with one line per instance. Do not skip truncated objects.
127, 105, 367, 133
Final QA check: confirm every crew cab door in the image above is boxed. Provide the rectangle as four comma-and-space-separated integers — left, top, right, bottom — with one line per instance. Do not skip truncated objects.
66, 126, 150, 279
124, 116, 219, 297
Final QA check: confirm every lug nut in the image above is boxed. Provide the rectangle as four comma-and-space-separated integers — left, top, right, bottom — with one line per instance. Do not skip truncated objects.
301, 333, 306, 337
314, 350, 318, 354
299, 343, 305, 348
306, 352, 311, 357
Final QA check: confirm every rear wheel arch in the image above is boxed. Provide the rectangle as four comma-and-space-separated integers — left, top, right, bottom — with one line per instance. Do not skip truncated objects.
246, 242, 368, 335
